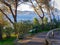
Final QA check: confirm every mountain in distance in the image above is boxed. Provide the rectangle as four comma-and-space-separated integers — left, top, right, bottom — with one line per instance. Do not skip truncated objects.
8, 8, 60, 22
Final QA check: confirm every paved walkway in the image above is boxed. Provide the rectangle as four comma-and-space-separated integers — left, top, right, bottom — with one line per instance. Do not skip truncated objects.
14, 32, 60, 45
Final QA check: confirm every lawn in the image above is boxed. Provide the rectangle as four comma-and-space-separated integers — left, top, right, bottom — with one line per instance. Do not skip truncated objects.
0, 37, 15, 45
0, 29, 49, 45
0, 33, 16, 45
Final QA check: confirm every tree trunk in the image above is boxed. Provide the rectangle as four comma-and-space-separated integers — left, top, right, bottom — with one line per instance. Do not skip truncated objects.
13, 23, 18, 34
14, 0, 18, 34
0, 30, 2, 40
41, 18, 44, 30
6, 34, 10, 38
0, 24, 3, 40
13, 14, 17, 34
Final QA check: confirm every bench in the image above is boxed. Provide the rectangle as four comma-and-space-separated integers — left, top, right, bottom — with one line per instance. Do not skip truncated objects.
45, 28, 60, 45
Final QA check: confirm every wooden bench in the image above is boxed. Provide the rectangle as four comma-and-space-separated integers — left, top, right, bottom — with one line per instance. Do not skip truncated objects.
45, 28, 60, 45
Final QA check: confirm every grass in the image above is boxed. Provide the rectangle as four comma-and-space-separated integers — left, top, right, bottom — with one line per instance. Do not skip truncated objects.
0, 33, 16, 45
0, 37, 16, 45
0, 29, 50, 45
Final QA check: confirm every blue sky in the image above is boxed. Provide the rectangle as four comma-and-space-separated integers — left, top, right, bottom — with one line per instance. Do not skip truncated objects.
16, 0, 60, 22
8, 0, 60, 22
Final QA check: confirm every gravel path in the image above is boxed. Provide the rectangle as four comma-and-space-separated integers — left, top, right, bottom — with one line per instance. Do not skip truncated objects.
14, 32, 60, 45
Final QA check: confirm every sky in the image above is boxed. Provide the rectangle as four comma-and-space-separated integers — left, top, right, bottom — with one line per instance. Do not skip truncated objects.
17, 0, 60, 11
17, 3, 34, 11
54, 0, 60, 10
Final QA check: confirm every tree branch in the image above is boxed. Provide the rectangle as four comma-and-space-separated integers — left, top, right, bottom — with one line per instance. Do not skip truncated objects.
0, 9, 14, 24
14, 0, 18, 22
30, 0, 42, 18
35, 0, 44, 18
1, 1, 15, 18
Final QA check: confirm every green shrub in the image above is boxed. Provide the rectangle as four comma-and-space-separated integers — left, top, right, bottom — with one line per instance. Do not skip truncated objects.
16, 21, 33, 39
3, 27, 14, 38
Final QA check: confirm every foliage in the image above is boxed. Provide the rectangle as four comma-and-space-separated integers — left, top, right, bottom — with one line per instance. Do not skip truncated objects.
43, 17, 48, 24
17, 21, 32, 34
3, 27, 14, 38
0, 0, 60, 41
33, 18, 40, 25
51, 18, 60, 28
14, 21, 33, 39
0, 0, 23, 34
32, 17, 60, 33
33, 18, 40, 33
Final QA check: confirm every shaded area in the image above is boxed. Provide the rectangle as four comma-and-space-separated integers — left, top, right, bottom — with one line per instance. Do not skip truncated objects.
14, 32, 60, 45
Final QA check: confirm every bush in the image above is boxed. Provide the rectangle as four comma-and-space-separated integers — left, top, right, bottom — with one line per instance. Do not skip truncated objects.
16, 21, 33, 39
3, 27, 14, 38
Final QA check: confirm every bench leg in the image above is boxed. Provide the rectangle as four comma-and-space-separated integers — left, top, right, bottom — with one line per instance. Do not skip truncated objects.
45, 39, 49, 45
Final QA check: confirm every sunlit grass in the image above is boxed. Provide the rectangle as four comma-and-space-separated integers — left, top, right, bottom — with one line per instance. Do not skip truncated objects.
0, 33, 16, 45
2, 33, 17, 38
0, 37, 16, 45
0, 29, 49, 45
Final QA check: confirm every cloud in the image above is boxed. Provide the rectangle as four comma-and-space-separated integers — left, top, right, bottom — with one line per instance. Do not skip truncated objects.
17, 3, 34, 11
54, 0, 60, 10
17, 0, 60, 11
